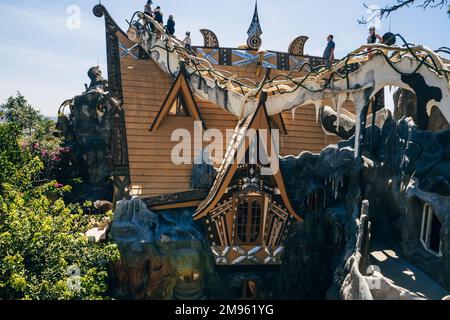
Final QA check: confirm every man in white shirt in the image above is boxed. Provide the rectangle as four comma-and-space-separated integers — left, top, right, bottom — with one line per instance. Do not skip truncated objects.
182, 31, 192, 50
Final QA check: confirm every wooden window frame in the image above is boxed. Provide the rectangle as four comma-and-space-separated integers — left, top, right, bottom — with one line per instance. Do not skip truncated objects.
420, 203, 442, 257
235, 195, 265, 245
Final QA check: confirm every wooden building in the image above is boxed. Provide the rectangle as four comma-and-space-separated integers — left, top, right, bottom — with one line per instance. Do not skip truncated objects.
93, 4, 352, 266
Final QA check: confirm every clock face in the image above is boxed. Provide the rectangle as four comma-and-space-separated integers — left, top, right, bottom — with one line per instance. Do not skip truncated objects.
247, 35, 262, 50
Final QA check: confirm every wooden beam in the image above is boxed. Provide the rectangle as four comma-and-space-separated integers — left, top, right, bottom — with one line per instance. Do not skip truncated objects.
143, 189, 209, 211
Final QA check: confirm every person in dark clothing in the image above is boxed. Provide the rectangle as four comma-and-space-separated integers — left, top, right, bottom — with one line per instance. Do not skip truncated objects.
143, 1, 155, 32
154, 6, 164, 25
323, 35, 335, 69
367, 27, 382, 44
153, 6, 164, 38
144, 0, 153, 16
166, 15, 175, 36
367, 27, 382, 58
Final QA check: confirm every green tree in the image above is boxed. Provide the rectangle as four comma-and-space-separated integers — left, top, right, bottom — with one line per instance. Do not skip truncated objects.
0, 121, 119, 300
0, 92, 44, 136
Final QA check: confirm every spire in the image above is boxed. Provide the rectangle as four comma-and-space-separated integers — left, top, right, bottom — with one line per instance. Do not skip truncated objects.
247, 1, 263, 37
246, 1, 263, 49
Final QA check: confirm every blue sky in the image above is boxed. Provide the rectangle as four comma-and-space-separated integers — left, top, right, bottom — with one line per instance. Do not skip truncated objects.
0, 0, 448, 116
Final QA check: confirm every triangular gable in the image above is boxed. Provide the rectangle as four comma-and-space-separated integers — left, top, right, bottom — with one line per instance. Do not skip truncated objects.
193, 99, 301, 222
150, 72, 205, 131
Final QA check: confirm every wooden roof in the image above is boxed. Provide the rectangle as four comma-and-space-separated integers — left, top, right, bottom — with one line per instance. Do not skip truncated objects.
194, 95, 302, 222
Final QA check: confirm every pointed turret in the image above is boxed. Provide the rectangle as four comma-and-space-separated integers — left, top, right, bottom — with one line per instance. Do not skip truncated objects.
246, 1, 263, 49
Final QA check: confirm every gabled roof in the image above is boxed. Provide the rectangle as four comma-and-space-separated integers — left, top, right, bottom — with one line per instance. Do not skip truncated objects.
150, 71, 205, 131
193, 95, 301, 221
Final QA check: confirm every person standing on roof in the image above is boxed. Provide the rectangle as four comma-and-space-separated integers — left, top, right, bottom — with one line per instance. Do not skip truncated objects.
367, 26, 383, 44
323, 35, 335, 69
154, 6, 164, 25
367, 26, 383, 58
166, 15, 176, 36
153, 6, 164, 38
182, 31, 192, 50
143, 1, 155, 32
144, 0, 153, 16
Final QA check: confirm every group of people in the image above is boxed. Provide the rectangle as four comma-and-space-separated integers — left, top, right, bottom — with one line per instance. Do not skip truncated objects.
323, 26, 385, 69
143, 1, 191, 50
142, 1, 384, 66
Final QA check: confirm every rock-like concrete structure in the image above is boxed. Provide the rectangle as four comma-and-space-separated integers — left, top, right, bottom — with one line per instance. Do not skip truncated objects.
110, 197, 216, 300
108, 111, 450, 299
110, 145, 368, 299
57, 67, 120, 202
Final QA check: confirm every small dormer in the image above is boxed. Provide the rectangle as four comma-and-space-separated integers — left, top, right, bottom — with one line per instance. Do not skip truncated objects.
150, 68, 205, 132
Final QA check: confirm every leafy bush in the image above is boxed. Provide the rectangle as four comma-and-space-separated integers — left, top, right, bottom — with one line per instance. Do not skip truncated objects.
0, 111, 119, 300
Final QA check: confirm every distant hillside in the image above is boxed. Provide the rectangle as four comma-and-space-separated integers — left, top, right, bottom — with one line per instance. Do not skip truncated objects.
46, 116, 58, 122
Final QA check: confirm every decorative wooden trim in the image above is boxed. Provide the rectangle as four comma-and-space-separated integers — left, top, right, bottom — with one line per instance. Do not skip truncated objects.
191, 46, 327, 71
288, 36, 309, 56
150, 201, 201, 211
194, 96, 301, 222
211, 245, 285, 266
143, 190, 209, 211
199, 29, 220, 48
94, 4, 131, 201
150, 71, 206, 132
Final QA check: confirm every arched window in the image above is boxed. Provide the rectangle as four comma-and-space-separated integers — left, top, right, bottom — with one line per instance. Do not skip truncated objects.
236, 197, 263, 244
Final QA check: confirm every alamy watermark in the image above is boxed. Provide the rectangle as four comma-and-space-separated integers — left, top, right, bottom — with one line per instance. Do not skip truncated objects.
67, 265, 81, 292
66, 5, 81, 30
170, 122, 280, 175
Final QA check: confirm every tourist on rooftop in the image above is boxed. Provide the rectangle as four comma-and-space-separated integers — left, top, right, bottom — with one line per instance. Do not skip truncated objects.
323, 35, 335, 69
153, 6, 164, 39
182, 31, 192, 50
144, 0, 153, 16
154, 6, 164, 25
367, 26, 382, 44
166, 15, 176, 36
143, 1, 155, 32
367, 26, 383, 58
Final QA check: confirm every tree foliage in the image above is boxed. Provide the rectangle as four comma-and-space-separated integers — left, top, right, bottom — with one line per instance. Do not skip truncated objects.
0, 92, 44, 136
359, 0, 449, 24
0, 95, 120, 300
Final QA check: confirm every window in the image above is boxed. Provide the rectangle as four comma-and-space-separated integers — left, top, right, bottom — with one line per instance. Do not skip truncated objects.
237, 200, 249, 243
420, 203, 442, 256
169, 95, 189, 116
242, 280, 257, 299
236, 196, 263, 244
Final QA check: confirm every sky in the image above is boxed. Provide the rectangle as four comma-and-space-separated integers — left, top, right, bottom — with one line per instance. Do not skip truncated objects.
0, 0, 448, 116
